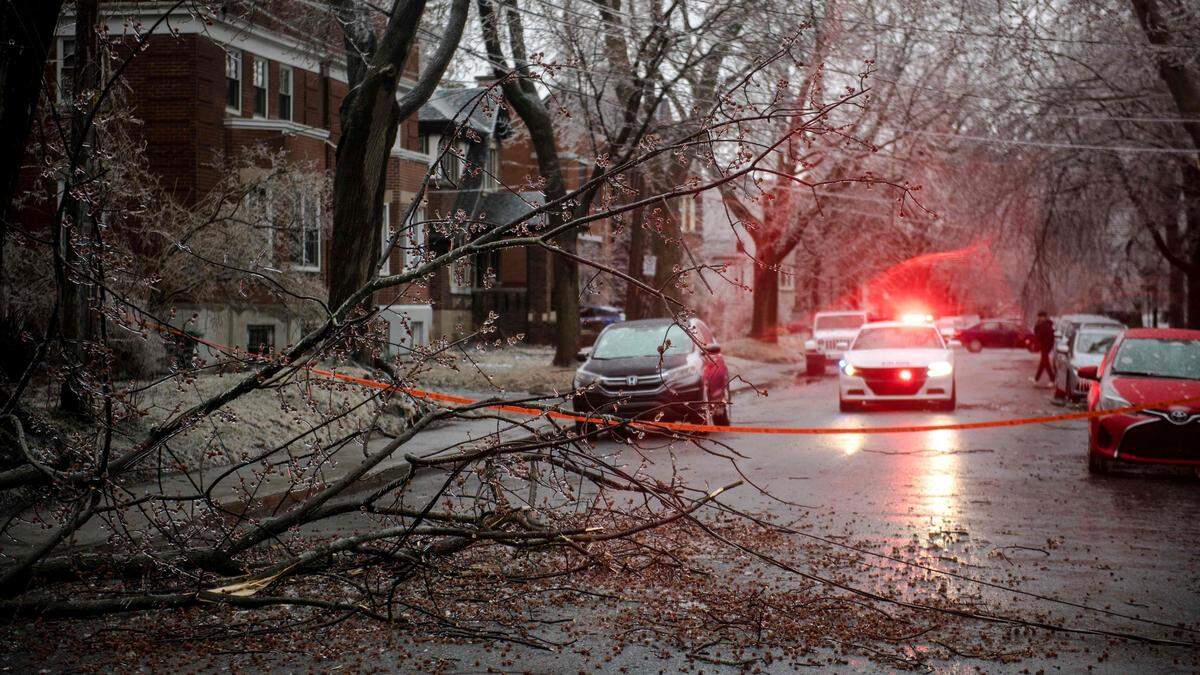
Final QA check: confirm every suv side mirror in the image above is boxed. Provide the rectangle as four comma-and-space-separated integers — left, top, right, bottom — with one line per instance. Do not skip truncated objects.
575, 347, 592, 363
1077, 365, 1099, 381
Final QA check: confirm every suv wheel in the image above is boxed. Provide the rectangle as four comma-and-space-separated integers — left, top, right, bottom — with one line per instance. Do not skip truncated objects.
714, 385, 731, 426
967, 339, 983, 353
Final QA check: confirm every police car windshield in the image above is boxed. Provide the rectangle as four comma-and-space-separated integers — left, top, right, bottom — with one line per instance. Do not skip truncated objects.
591, 323, 694, 359
852, 327, 943, 350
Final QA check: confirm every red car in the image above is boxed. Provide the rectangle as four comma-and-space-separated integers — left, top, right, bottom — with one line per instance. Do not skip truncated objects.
1079, 328, 1200, 474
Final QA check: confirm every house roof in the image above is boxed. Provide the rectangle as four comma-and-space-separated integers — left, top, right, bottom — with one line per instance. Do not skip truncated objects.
474, 191, 544, 227
419, 87, 501, 135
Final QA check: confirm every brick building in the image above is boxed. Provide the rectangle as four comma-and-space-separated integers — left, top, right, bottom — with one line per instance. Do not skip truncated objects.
30, 3, 433, 354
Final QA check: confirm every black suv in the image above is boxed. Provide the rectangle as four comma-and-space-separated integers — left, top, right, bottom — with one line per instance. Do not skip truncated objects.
571, 318, 730, 428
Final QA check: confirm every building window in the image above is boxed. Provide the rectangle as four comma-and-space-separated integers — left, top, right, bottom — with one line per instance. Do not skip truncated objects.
779, 267, 796, 291
403, 206, 425, 270
680, 197, 698, 234
247, 324, 275, 355
226, 49, 242, 112
57, 38, 77, 103
484, 141, 500, 190
437, 137, 463, 184
278, 65, 293, 121
252, 57, 267, 117
418, 133, 434, 156
293, 194, 320, 270
380, 202, 391, 276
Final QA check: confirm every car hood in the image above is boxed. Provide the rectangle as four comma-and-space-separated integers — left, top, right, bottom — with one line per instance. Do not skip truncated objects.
812, 330, 860, 340
1110, 376, 1200, 409
1069, 353, 1105, 370
844, 349, 950, 368
581, 353, 690, 377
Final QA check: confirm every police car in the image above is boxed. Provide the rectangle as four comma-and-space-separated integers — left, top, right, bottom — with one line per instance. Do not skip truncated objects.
838, 319, 956, 412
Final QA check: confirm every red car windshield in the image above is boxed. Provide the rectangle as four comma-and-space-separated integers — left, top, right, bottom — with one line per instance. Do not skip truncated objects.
1110, 338, 1200, 380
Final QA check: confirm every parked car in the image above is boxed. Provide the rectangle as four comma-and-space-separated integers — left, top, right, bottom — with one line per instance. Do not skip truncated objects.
1078, 328, 1200, 474
804, 310, 869, 375
580, 304, 625, 344
957, 319, 1037, 353
838, 320, 956, 412
1054, 313, 1123, 346
1053, 322, 1124, 402
571, 318, 730, 428
935, 314, 980, 343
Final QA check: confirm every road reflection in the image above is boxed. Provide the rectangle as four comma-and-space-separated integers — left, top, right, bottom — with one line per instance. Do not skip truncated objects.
921, 418, 960, 526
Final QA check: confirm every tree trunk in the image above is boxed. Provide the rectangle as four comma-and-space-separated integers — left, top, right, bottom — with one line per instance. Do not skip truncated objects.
477, 0, 577, 366
326, 0, 426, 317
58, 0, 100, 416
1186, 163, 1200, 329
1167, 192, 1186, 327
749, 254, 780, 342
623, 179, 650, 320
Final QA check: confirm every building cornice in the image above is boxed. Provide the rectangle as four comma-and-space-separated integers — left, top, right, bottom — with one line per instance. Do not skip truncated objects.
61, 2, 365, 84
224, 116, 331, 141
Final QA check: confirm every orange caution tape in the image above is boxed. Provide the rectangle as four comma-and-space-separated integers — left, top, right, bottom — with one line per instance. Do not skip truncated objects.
140, 312, 1200, 436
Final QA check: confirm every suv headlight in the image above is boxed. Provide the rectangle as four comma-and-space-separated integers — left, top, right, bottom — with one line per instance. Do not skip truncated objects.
1097, 381, 1130, 411
574, 369, 601, 389
663, 360, 703, 387
927, 361, 953, 377
805, 339, 817, 351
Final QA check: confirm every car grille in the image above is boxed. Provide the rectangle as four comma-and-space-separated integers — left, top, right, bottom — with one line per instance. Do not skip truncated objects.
1118, 419, 1200, 459
856, 367, 927, 396
598, 373, 664, 394
819, 339, 851, 352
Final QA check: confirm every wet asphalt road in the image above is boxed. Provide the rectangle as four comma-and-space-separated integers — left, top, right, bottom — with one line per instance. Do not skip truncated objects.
319, 346, 1200, 672
575, 346, 1200, 671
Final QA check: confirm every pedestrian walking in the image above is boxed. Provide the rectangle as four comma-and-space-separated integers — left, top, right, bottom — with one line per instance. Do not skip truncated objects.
1033, 311, 1057, 385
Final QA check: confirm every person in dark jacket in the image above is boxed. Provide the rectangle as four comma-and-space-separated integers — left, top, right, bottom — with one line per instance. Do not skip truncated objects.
1033, 311, 1056, 384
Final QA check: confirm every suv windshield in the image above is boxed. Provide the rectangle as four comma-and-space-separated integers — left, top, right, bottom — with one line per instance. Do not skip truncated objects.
592, 323, 694, 359
815, 314, 866, 331
1075, 331, 1118, 355
853, 327, 944, 350
1111, 338, 1200, 380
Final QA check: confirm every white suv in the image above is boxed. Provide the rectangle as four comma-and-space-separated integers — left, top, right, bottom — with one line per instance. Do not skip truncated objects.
804, 311, 868, 375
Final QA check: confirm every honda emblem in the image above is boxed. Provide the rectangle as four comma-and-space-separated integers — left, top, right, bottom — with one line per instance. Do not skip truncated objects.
626, 375, 638, 386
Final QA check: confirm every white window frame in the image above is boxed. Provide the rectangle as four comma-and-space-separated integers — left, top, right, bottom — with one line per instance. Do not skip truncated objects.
380, 202, 391, 276
680, 197, 698, 234
403, 206, 425, 271
278, 65, 293, 121
293, 194, 321, 271
57, 38, 76, 104
252, 57, 268, 118
226, 49, 242, 113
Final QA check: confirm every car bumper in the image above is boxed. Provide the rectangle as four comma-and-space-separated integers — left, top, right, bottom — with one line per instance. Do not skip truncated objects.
571, 382, 704, 422
839, 373, 955, 401
1091, 411, 1200, 466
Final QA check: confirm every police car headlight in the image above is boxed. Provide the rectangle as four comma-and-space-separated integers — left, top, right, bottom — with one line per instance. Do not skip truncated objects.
574, 369, 601, 389
926, 361, 953, 377
839, 360, 858, 377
